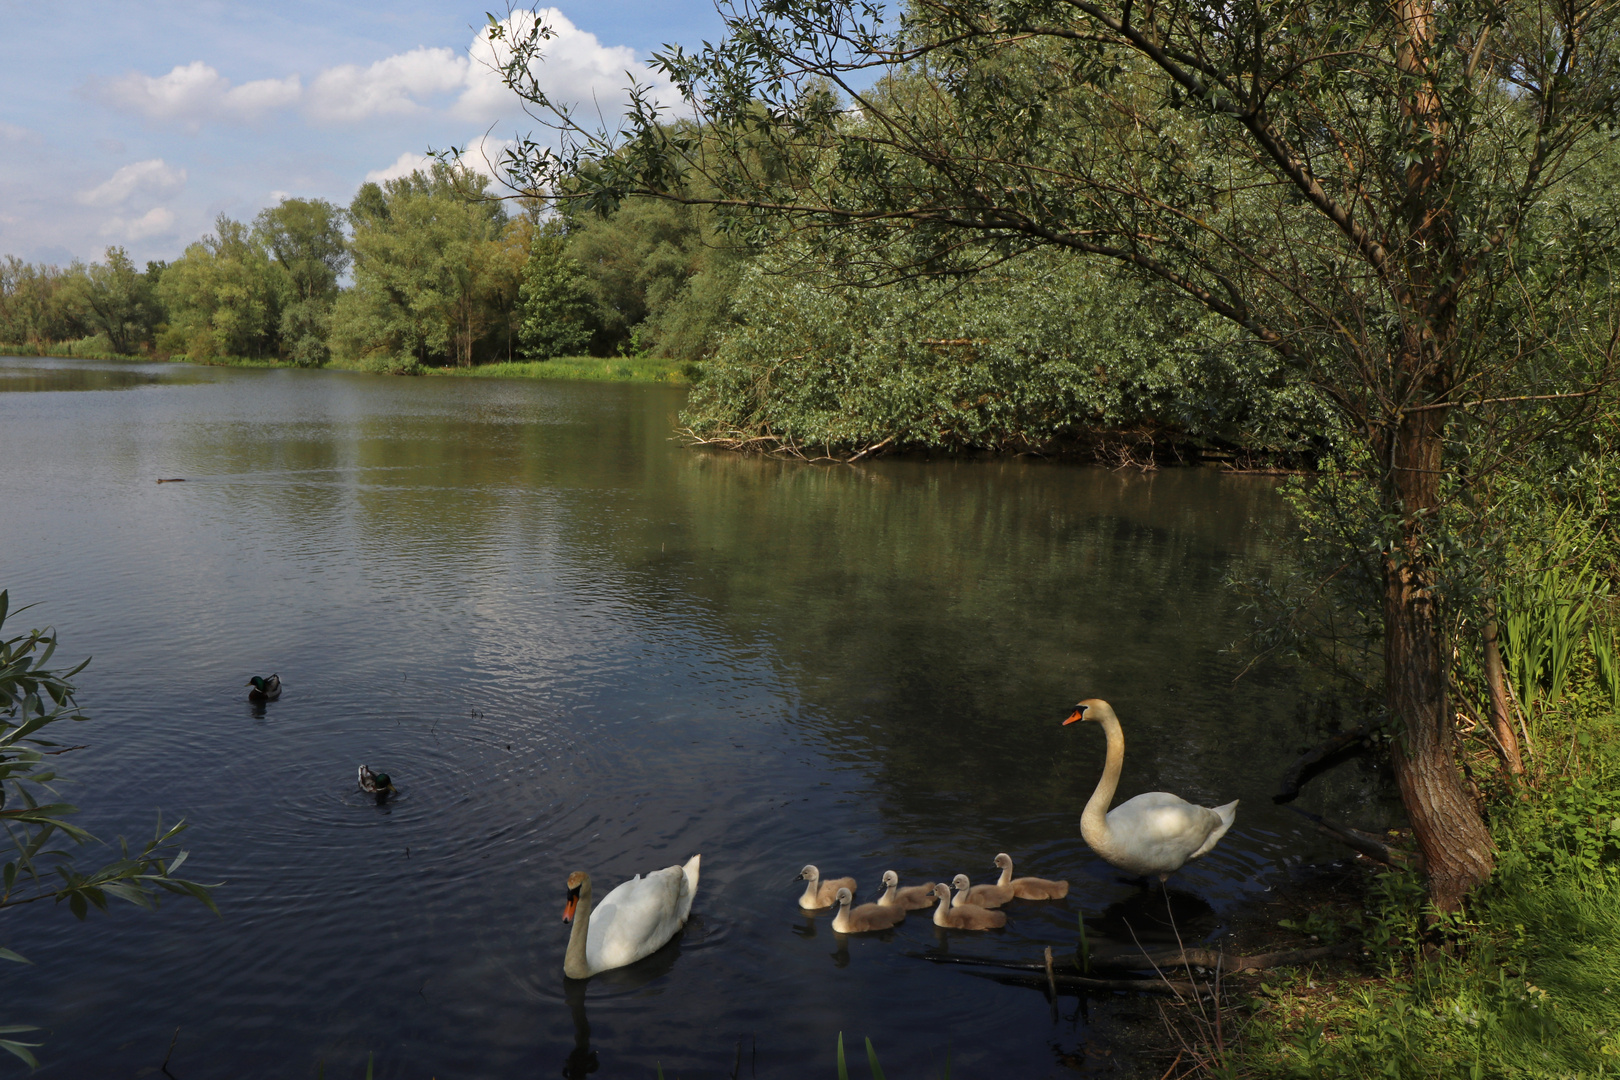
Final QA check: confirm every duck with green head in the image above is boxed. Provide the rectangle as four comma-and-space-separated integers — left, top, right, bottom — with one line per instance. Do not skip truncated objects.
358, 765, 395, 802
246, 674, 281, 701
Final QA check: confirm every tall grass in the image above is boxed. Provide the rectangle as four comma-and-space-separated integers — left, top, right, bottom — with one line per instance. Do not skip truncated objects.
1453, 508, 1617, 773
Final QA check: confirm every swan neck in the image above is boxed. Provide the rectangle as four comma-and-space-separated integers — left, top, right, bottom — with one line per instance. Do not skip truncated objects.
563, 882, 594, 979
996, 861, 1012, 888
1081, 713, 1126, 855
798, 875, 819, 908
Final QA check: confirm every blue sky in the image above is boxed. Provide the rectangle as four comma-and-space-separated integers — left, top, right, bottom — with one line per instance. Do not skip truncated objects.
0, 1, 723, 265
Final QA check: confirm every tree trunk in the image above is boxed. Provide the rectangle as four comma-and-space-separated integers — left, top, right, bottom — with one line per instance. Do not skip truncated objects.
1482, 604, 1523, 775
1380, 406, 1495, 911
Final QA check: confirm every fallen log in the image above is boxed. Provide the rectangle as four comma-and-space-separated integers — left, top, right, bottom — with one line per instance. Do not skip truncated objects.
971, 969, 1214, 998
1274, 721, 1380, 803
911, 940, 1352, 978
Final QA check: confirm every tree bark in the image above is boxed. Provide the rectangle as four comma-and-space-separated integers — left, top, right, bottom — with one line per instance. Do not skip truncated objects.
1381, 408, 1496, 910
1376, 0, 1497, 912
1482, 606, 1524, 775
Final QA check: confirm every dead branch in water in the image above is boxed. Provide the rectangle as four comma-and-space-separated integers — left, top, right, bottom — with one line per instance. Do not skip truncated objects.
912, 940, 1352, 980
1273, 720, 1382, 803
1284, 806, 1420, 868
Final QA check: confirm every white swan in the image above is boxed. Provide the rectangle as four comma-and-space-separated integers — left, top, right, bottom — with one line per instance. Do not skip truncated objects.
1064, 699, 1237, 881
562, 855, 700, 979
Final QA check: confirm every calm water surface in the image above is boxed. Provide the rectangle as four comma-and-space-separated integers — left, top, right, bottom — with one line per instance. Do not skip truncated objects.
0, 358, 1395, 1078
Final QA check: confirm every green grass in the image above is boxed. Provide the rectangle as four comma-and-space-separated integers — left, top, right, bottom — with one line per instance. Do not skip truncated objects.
168, 353, 289, 369
1226, 680, 1620, 1079
0, 339, 140, 361
423, 355, 692, 384
5, 345, 693, 383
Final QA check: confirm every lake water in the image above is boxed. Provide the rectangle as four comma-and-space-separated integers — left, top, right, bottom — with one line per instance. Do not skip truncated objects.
0, 357, 1396, 1078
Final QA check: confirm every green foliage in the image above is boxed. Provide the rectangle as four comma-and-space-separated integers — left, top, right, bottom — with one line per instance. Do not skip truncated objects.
1497, 511, 1611, 719
331, 165, 516, 368
253, 197, 348, 303
518, 221, 594, 358
73, 246, 161, 355
0, 257, 89, 345
254, 198, 348, 366
1237, 679, 1620, 1078
422, 355, 687, 383
156, 216, 280, 360
561, 194, 747, 360
682, 244, 1334, 456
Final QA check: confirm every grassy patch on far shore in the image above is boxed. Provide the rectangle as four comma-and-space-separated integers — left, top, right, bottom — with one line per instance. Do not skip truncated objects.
5, 346, 693, 383
423, 356, 692, 383
170, 354, 288, 368
1, 340, 142, 362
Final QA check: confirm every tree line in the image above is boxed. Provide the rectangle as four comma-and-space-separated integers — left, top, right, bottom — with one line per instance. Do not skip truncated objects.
0, 162, 744, 373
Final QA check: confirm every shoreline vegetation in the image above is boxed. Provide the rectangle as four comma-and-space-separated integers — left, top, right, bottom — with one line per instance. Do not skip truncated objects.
0, 342, 691, 384
7, 0, 1620, 1066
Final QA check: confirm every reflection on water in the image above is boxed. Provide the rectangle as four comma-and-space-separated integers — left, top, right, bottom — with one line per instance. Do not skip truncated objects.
0, 356, 214, 392
0, 357, 1398, 1077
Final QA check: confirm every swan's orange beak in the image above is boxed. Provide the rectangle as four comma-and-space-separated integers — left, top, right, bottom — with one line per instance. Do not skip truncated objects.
1063, 707, 1085, 725
563, 889, 579, 924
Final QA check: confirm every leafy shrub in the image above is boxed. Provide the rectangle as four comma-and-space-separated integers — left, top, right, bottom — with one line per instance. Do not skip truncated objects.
682, 245, 1336, 457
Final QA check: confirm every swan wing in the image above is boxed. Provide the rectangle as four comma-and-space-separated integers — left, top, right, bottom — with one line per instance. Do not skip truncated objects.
1106, 793, 1231, 873
586, 860, 696, 972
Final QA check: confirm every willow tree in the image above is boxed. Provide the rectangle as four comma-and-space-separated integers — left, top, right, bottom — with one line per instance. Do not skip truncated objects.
482, 0, 1620, 906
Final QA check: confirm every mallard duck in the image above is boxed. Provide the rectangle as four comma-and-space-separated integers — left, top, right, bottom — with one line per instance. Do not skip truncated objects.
245, 674, 281, 701
358, 765, 395, 800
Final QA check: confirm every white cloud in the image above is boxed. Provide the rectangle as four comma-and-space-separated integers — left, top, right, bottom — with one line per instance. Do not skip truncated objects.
365, 151, 434, 183
0, 121, 40, 145
102, 61, 300, 129
96, 10, 676, 133
102, 206, 177, 242
76, 159, 187, 207
458, 9, 671, 123
306, 47, 468, 123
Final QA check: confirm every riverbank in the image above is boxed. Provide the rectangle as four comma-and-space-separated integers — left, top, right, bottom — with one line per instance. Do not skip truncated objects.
0, 339, 139, 361
418, 356, 692, 384
1, 346, 695, 384
1159, 682, 1620, 1078
188, 353, 691, 382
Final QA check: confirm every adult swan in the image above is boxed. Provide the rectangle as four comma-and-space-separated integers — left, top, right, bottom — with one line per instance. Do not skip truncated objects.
1064, 700, 1237, 881
562, 855, 701, 979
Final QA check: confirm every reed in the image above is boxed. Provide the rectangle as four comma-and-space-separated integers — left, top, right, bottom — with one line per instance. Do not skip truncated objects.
1495, 510, 1610, 721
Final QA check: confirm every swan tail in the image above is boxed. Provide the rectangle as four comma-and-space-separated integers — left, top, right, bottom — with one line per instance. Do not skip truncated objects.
677, 854, 701, 923
1191, 800, 1240, 860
